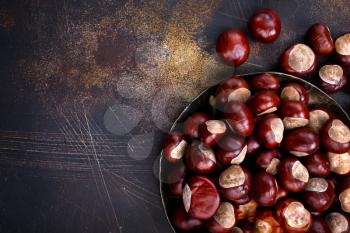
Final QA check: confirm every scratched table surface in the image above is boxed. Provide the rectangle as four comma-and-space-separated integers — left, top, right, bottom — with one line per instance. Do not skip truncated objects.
1, 0, 350, 232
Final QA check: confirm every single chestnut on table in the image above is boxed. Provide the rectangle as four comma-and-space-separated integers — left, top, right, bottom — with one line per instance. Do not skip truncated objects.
224, 101, 254, 137
252, 171, 279, 206
283, 127, 319, 157
199, 120, 227, 147
216, 29, 250, 67
255, 149, 281, 175
184, 112, 210, 139
249, 73, 280, 92
318, 64, 347, 94
307, 23, 334, 56
309, 216, 332, 233
280, 83, 309, 104
246, 133, 261, 157
327, 151, 350, 176
275, 199, 312, 233
247, 90, 280, 116
183, 176, 220, 220
254, 210, 283, 233
337, 177, 350, 213
217, 134, 247, 166
335, 33, 350, 67
173, 205, 203, 231
309, 108, 331, 133
302, 151, 330, 177
280, 100, 310, 130
256, 114, 284, 149
218, 165, 252, 205
185, 141, 217, 174
325, 212, 350, 233
163, 132, 188, 163
321, 118, 350, 153
279, 157, 309, 192
280, 43, 316, 78
206, 202, 237, 233
248, 8, 281, 43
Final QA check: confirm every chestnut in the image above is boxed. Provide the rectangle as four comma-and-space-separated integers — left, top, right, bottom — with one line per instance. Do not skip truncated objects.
217, 134, 247, 166
302, 151, 330, 177
199, 120, 227, 147
338, 178, 350, 213
163, 132, 188, 163
321, 118, 350, 153
256, 114, 284, 149
168, 163, 186, 197
280, 100, 310, 130
318, 64, 347, 94
301, 178, 335, 214
236, 200, 257, 223
283, 127, 319, 157
219, 165, 252, 204
249, 73, 280, 93
307, 23, 334, 56
254, 210, 283, 233
280, 83, 309, 104
184, 112, 210, 139
252, 171, 278, 206
173, 205, 203, 231
279, 157, 309, 192
275, 199, 312, 233
335, 33, 350, 67
246, 133, 261, 157
280, 43, 317, 78
224, 101, 254, 137
255, 149, 281, 175
216, 29, 250, 67
309, 108, 331, 133
325, 212, 350, 233
327, 151, 350, 175
183, 176, 220, 220
185, 141, 217, 174
247, 90, 280, 116
206, 202, 236, 233
233, 224, 254, 233
310, 216, 332, 233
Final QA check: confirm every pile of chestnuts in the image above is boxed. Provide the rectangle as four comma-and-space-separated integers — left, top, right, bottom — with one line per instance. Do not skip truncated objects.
163, 73, 350, 233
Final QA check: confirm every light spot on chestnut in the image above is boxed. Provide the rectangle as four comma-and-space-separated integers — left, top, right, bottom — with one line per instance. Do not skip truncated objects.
183, 184, 192, 212
281, 86, 300, 101
213, 202, 236, 228
290, 151, 309, 157
328, 152, 350, 175
288, 44, 315, 72
255, 220, 272, 233
271, 118, 284, 143
231, 145, 247, 164
170, 140, 187, 159
328, 119, 350, 144
339, 188, 350, 213
335, 33, 350, 56
206, 120, 227, 134
219, 165, 245, 188
304, 178, 328, 192
227, 88, 251, 103
198, 143, 217, 163
284, 201, 311, 229
309, 109, 330, 132
291, 161, 309, 183
257, 107, 277, 116
209, 95, 216, 107
283, 117, 309, 130
319, 64, 343, 85
326, 213, 349, 233
266, 158, 280, 175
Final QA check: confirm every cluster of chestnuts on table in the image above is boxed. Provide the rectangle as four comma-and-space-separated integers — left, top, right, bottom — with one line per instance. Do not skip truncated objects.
162, 8, 350, 233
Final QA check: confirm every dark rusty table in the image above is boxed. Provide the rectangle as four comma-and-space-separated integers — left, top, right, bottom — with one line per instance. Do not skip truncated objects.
0, 0, 349, 232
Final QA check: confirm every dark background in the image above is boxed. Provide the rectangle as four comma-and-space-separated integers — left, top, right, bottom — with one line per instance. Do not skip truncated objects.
0, 0, 350, 232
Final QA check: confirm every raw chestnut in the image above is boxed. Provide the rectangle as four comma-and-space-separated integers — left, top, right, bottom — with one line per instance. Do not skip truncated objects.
301, 178, 335, 214
163, 132, 187, 163
248, 8, 281, 43
318, 64, 347, 94
309, 108, 331, 133
338, 178, 350, 213
310, 216, 332, 233
255, 149, 281, 175
219, 165, 252, 204
280, 83, 309, 104
168, 163, 186, 197
254, 210, 283, 233
234, 223, 254, 233
325, 212, 350, 233
252, 171, 278, 206
173, 205, 203, 231
283, 127, 319, 157
183, 176, 220, 220
217, 134, 247, 166
327, 151, 350, 175
185, 141, 217, 174
280, 43, 316, 78
275, 199, 312, 233
199, 120, 227, 147
184, 112, 210, 139
307, 23, 334, 56
280, 100, 310, 130
247, 90, 280, 116
335, 33, 350, 67
224, 101, 254, 137
279, 157, 309, 192
302, 151, 330, 177
249, 73, 280, 92
236, 200, 257, 223
256, 114, 284, 149
206, 202, 236, 233
246, 133, 261, 157
216, 29, 250, 67
321, 118, 350, 153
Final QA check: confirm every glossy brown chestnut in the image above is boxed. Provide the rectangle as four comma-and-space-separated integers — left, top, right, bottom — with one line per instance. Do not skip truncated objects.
250, 73, 280, 93
252, 171, 278, 206
335, 33, 350, 67
301, 178, 335, 213
275, 199, 312, 233
280, 100, 310, 130
183, 176, 220, 220
321, 118, 350, 153
163, 132, 188, 163
184, 112, 210, 139
219, 165, 252, 204
318, 64, 348, 94
280, 83, 309, 104
338, 178, 350, 213
280, 43, 317, 78
167, 163, 186, 197
310, 216, 332, 233
224, 101, 254, 136
248, 8, 281, 43
173, 205, 203, 231
309, 108, 331, 133
255, 149, 281, 175
279, 157, 309, 192
236, 200, 257, 223
206, 202, 236, 233
247, 90, 280, 116
234, 223, 254, 233
185, 141, 216, 174
254, 210, 283, 233
256, 114, 284, 149
246, 134, 261, 157
199, 120, 227, 147
216, 29, 250, 67
217, 134, 247, 166
283, 127, 320, 157
302, 151, 330, 177
307, 23, 334, 56
327, 151, 350, 175
325, 212, 350, 233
